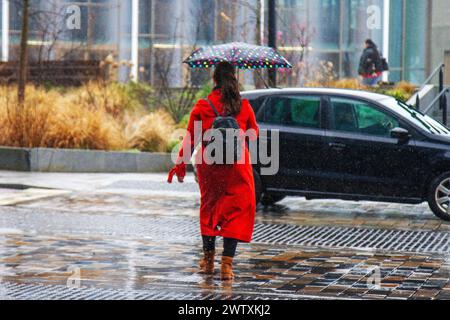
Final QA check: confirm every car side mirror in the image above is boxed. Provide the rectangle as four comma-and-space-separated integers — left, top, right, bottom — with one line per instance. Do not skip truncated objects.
391, 127, 411, 142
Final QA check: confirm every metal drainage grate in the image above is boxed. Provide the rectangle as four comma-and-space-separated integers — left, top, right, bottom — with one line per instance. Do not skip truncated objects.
252, 224, 450, 254
121, 217, 450, 254
129, 218, 450, 254
1, 207, 448, 255
0, 282, 294, 300
73, 217, 449, 254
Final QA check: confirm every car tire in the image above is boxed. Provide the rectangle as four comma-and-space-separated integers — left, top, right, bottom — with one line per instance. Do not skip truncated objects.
428, 172, 450, 221
261, 194, 286, 206
254, 170, 263, 205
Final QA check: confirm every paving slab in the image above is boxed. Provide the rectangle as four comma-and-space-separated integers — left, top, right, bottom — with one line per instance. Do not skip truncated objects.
0, 171, 448, 300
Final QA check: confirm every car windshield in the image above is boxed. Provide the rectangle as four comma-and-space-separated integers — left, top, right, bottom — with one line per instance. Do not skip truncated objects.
383, 98, 450, 135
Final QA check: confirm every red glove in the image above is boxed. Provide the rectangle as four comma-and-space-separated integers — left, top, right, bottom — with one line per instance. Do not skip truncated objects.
167, 163, 186, 183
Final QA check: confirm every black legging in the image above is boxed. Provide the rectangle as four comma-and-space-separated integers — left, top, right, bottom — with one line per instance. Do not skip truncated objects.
202, 236, 238, 258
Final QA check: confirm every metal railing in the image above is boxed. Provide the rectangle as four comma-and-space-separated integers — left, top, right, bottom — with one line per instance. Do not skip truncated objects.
420, 63, 444, 92
417, 63, 448, 125
423, 88, 449, 115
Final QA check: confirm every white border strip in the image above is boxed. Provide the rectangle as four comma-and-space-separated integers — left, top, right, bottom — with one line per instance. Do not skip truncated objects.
131, 0, 139, 82
2, 0, 9, 62
382, 0, 390, 82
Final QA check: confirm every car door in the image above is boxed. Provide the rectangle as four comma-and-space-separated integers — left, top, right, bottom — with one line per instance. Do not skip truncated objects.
325, 96, 422, 198
257, 94, 329, 192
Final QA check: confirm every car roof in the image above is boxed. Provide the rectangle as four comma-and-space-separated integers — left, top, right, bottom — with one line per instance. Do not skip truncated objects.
241, 88, 393, 102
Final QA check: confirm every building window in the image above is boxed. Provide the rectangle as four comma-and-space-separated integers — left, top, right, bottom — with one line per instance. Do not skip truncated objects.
389, 0, 428, 84
405, 0, 427, 84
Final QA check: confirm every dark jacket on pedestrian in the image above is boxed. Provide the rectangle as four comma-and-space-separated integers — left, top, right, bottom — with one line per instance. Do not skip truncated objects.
358, 44, 383, 77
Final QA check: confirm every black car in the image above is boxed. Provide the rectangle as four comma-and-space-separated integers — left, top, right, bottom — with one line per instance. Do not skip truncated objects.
241, 88, 450, 221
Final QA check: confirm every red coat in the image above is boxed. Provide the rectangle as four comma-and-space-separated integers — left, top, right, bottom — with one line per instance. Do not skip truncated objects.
178, 89, 259, 242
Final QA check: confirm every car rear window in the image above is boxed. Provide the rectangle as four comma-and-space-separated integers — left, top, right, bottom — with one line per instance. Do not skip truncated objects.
262, 96, 321, 129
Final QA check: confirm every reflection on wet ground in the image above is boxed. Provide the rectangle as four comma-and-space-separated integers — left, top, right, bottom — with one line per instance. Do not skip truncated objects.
1, 232, 449, 300
19, 192, 449, 231
0, 188, 449, 300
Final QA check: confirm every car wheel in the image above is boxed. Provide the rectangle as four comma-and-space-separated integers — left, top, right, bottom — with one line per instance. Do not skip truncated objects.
428, 172, 450, 221
254, 170, 263, 205
261, 194, 286, 206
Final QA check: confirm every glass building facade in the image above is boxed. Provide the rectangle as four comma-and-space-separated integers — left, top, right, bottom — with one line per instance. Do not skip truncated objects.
276, 0, 385, 82
0, 0, 437, 86
388, 0, 429, 84
430, 0, 450, 85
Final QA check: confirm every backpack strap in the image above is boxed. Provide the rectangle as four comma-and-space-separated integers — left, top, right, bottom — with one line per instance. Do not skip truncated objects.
205, 98, 223, 117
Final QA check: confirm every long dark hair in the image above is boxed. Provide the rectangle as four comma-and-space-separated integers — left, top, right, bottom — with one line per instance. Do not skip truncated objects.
213, 62, 242, 116
365, 39, 377, 49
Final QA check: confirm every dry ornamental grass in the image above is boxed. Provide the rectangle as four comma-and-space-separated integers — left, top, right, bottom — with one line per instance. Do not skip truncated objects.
0, 83, 176, 152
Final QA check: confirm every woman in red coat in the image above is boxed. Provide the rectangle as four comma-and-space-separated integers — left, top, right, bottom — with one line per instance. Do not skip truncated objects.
168, 62, 259, 280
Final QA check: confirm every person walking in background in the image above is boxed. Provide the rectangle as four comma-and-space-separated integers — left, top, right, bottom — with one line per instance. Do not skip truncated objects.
167, 62, 259, 281
358, 39, 383, 87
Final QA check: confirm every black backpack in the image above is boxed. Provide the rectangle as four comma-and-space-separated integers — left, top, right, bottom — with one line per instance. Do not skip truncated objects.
374, 51, 389, 73
204, 98, 243, 165
359, 47, 383, 75
380, 57, 389, 72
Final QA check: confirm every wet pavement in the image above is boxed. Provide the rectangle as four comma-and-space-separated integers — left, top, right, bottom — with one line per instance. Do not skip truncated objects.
0, 171, 449, 300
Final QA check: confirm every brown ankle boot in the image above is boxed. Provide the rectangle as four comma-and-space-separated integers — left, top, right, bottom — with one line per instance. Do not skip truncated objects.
221, 256, 235, 281
199, 250, 215, 275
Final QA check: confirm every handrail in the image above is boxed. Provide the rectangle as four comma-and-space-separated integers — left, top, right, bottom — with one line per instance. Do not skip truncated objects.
408, 63, 445, 108
413, 62, 448, 125
419, 63, 445, 92
423, 88, 449, 115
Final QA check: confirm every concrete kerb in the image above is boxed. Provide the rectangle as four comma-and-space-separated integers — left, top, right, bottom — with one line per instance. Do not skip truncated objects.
0, 147, 173, 173
0, 147, 31, 171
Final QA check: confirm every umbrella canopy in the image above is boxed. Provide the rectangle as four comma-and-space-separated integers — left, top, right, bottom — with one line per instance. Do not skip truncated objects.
183, 42, 292, 70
